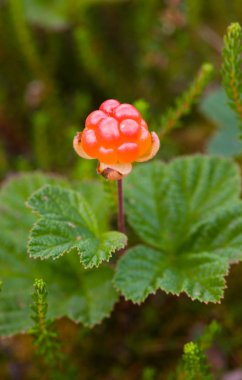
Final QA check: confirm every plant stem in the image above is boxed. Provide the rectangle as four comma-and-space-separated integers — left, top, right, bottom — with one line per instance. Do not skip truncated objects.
117, 179, 125, 233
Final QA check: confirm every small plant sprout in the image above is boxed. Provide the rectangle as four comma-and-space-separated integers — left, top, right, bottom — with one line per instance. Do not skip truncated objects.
160, 63, 214, 136
29, 279, 77, 377
29, 279, 62, 367
222, 22, 242, 126
73, 99, 160, 233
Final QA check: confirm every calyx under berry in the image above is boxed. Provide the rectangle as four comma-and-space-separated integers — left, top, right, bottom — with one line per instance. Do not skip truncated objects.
73, 99, 160, 180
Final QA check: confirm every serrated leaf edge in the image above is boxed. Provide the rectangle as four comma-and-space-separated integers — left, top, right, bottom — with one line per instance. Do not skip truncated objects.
77, 233, 128, 269
113, 245, 233, 305
27, 217, 77, 261
27, 186, 128, 267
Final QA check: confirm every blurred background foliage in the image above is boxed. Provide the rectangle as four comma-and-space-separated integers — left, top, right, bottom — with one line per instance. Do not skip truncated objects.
0, 0, 241, 178
0, 0, 242, 379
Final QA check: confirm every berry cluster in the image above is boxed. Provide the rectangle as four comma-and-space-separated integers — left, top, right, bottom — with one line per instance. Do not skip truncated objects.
80, 99, 152, 165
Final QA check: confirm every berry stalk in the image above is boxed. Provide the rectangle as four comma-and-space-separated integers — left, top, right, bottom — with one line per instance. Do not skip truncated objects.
117, 179, 125, 234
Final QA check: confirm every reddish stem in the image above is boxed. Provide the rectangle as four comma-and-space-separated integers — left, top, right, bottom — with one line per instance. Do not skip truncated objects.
117, 179, 125, 233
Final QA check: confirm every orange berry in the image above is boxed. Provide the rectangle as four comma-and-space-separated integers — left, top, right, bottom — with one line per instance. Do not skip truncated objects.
96, 117, 120, 148
119, 119, 141, 141
85, 110, 107, 129
113, 103, 141, 123
138, 126, 152, 157
117, 142, 139, 163
81, 129, 99, 157
141, 119, 148, 130
98, 146, 117, 165
99, 99, 120, 115
75, 100, 159, 167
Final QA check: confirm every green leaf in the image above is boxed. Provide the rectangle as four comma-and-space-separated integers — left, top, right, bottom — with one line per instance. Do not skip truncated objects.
0, 279, 32, 336
74, 181, 112, 231
125, 156, 240, 252
114, 245, 228, 304
184, 205, 242, 263
115, 156, 242, 303
200, 88, 242, 156
0, 173, 67, 269
66, 266, 118, 326
27, 185, 126, 268
0, 173, 120, 335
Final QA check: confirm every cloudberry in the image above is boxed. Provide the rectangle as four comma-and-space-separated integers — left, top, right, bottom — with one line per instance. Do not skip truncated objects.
73, 99, 160, 180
